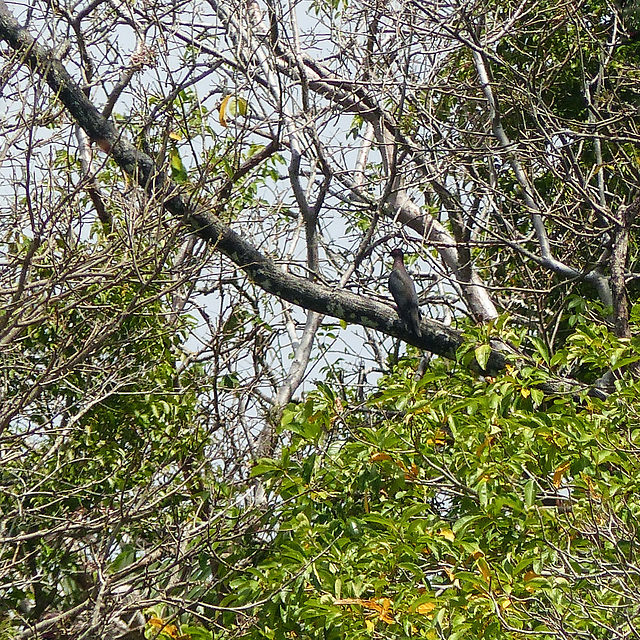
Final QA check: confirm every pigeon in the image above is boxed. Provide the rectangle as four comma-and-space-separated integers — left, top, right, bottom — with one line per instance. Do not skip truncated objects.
388, 248, 422, 337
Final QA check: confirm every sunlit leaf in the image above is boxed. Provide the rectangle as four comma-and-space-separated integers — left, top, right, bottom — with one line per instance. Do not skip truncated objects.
416, 602, 436, 617
169, 147, 187, 183
553, 461, 571, 487
474, 344, 492, 370
438, 528, 455, 542
219, 94, 248, 127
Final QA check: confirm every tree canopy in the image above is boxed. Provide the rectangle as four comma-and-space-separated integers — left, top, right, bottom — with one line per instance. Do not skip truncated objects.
2, 0, 640, 638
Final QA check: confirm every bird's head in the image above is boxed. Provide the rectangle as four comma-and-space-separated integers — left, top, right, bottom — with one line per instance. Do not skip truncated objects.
390, 248, 404, 260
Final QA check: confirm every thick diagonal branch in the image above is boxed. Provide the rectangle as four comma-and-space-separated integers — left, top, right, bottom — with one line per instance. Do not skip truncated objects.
0, 3, 476, 358
0, 1, 609, 401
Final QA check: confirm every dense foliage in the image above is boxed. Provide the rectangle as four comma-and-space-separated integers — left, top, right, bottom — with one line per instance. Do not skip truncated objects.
216, 320, 640, 639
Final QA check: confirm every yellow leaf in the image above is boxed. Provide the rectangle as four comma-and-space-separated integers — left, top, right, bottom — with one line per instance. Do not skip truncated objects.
416, 602, 436, 616
500, 597, 512, 610
219, 94, 248, 127
434, 428, 447, 445
523, 570, 542, 592
365, 600, 382, 614
370, 452, 392, 463
168, 131, 182, 140
365, 620, 375, 632
438, 528, 455, 542
520, 387, 530, 398
404, 463, 419, 482
148, 617, 180, 639
476, 557, 491, 582
553, 461, 571, 487
475, 435, 493, 457
379, 598, 394, 624
219, 95, 231, 127
583, 474, 601, 499
336, 598, 393, 623
426, 427, 448, 446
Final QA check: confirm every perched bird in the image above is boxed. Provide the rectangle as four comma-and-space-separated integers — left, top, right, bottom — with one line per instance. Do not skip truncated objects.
388, 248, 422, 338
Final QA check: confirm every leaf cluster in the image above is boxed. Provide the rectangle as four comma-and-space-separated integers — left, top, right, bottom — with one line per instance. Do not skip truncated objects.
213, 331, 640, 639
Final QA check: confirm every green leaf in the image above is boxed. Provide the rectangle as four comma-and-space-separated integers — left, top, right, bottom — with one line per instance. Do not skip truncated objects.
474, 344, 491, 371
181, 626, 213, 640
524, 479, 536, 508
169, 146, 188, 182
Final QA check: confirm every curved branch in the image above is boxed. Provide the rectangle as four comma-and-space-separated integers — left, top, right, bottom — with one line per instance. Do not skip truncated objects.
470, 48, 613, 305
